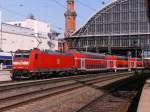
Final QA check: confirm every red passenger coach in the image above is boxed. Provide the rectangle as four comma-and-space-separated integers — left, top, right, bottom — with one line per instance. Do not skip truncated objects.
105, 55, 129, 72
105, 55, 117, 71
136, 58, 144, 69
142, 50, 150, 69
144, 58, 150, 69
69, 51, 107, 71
116, 56, 128, 70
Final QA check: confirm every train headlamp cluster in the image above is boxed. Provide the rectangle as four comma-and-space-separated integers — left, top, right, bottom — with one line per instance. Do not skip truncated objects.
13, 61, 29, 65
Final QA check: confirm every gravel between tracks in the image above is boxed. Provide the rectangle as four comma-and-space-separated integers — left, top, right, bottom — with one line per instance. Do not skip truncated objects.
77, 91, 137, 112
3, 73, 133, 112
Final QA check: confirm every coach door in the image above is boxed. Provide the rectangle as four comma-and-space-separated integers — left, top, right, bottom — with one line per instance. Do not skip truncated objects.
128, 61, 136, 70
80, 58, 85, 70
107, 60, 116, 69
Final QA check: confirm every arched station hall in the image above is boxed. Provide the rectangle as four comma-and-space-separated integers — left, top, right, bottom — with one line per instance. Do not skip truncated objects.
66, 0, 150, 57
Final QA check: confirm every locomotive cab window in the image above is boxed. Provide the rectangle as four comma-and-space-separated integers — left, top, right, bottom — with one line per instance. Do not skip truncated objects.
15, 53, 29, 59
23, 54, 29, 58
15, 54, 22, 58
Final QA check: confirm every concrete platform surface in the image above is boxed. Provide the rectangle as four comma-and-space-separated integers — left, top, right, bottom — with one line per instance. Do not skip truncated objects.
0, 70, 11, 81
137, 79, 150, 112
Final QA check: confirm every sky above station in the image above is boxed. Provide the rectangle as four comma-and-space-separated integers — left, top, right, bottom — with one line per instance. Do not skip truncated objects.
0, 0, 114, 37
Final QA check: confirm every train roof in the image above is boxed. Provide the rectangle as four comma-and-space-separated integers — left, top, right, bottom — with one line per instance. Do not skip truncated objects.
15, 50, 31, 53
81, 51, 105, 56
15, 49, 72, 56
42, 50, 72, 56
67, 50, 106, 56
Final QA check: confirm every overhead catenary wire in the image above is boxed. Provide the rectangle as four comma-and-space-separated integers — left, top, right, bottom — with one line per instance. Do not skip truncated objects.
0, 4, 64, 31
0, 5, 26, 17
0, 0, 105, 31
76, 0, 97, 11
52, 0, 66, 9
52, 0, 85, 21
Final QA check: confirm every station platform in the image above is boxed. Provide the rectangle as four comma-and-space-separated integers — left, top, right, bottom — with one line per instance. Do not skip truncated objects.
0, 70, 11, 81
137, 80, 150, 112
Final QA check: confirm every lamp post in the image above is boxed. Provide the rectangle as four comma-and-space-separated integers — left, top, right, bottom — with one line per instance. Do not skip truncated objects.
34, 33, 42, 48
133, 40, 138, 58
0, 11, 2, 51
108, 36, 111, 54
85, 46, 88, 52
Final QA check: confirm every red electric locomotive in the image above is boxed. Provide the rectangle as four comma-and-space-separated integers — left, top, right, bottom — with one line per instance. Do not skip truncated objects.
12, 49, 74, 79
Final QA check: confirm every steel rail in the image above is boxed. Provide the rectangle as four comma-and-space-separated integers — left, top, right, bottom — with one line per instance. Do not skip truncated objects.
0, 72, 133, 111
0, 72, 131, 91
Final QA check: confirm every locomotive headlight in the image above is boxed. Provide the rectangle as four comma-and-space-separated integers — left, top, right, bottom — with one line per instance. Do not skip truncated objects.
13, 62, 20, 65
13, 61, 29, 65
22, 62, 29, 65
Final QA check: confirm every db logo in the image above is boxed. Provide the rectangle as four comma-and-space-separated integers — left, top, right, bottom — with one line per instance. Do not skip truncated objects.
57, 59, 60, 64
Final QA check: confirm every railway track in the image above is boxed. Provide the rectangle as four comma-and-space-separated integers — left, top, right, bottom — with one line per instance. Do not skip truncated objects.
0, 72, 128, 90
76, 72, 145, 112
77, 91, 137, 112
0, 72, 133, 111
0, 81, 14, 85
0, 72, 114, 85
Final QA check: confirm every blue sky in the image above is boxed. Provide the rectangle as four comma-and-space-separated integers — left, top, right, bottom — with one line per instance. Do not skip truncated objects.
0, 0, 113, 37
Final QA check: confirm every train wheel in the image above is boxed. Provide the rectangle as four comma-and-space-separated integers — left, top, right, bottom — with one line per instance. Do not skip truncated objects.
11, 75, 16, 80
134, 69, 138, 75
11, 71, 17, 80
37, 73, 41, 79
43, 74, 47, 79
40, 73, 45, 79
32, 75, 37, 80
